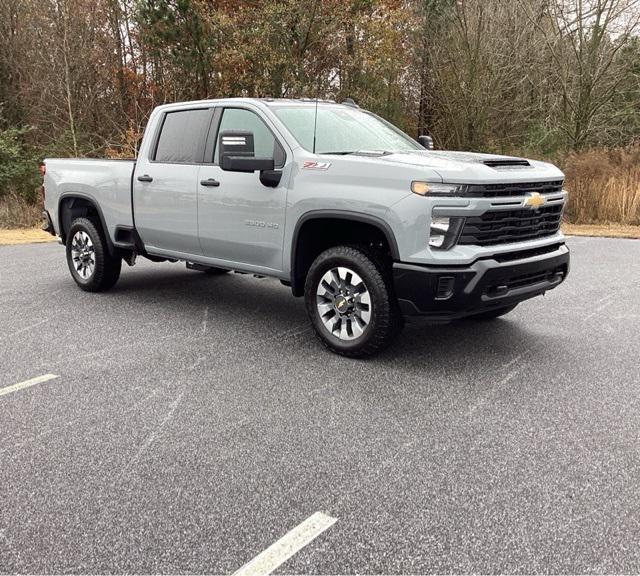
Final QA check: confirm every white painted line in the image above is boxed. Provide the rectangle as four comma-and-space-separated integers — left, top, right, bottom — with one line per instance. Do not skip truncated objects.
0, 374, 59, 398
233, 511, 337, 576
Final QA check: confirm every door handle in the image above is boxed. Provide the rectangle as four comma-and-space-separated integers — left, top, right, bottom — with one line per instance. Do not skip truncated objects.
137, 174, 153, 183
200, 178, 220, 187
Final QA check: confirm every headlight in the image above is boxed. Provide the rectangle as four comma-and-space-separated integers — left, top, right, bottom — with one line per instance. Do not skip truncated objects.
429, 216, 465, 250
411, 181, 467, 196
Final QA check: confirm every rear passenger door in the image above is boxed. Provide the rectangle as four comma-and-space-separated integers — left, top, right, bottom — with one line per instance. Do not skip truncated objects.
134, 107, 214, 256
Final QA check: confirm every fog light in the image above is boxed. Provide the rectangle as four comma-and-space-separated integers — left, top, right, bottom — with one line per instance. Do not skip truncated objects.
435, 276, 455, 300
429, 216, 465, 250
429, 217, 450, 248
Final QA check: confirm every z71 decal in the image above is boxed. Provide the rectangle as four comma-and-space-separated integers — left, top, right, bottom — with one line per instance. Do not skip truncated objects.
303, 161, 331, 171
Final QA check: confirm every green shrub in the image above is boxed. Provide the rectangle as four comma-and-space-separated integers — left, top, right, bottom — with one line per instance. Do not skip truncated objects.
0, 125, 39, 203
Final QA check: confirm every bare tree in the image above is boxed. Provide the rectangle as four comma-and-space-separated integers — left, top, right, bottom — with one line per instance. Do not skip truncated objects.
519, 0, 640, 149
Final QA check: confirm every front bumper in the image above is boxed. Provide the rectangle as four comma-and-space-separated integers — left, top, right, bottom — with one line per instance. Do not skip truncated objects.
393, 243, 569, 320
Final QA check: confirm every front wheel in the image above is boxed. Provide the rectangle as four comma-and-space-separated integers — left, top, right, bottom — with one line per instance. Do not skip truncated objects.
66, 217, 121, 292
304, 246, 402, 358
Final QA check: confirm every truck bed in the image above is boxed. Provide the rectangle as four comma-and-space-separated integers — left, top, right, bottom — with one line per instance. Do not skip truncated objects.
44, 158, 136, 244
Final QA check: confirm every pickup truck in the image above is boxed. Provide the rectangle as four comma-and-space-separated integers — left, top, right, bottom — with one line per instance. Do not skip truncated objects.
43, 98, 569, 357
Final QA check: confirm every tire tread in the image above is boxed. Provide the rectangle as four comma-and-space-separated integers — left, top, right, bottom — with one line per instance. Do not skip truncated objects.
304, 245, 402, 358
66, 217, 121, 292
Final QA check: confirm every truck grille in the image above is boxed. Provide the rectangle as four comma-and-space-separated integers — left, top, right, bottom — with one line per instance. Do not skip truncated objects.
458, 204, 563, 246
463, 180, 563, 198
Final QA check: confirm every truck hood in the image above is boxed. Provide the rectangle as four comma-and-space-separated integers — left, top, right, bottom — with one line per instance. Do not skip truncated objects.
351, 150, 564, 184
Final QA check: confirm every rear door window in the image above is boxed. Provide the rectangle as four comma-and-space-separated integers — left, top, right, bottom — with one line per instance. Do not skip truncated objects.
154, 109, 211, 163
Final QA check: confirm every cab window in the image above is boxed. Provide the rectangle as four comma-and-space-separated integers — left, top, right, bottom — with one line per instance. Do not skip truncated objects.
214, 108, 285, 167
154, 109, 211, 163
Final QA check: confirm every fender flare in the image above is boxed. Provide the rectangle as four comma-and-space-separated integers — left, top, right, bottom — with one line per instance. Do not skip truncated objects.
290, 209, 400, 293
58, 192, 116, 255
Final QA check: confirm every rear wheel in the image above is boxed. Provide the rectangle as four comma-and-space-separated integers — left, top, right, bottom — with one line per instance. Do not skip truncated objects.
466, 304, 517, 320
304, 246, 402, 358
66, 217, 121, 292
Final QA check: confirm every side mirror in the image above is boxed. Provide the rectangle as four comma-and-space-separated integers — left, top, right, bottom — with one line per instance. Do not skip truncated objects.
417, 135, 434, 150
219, 130, 275, 172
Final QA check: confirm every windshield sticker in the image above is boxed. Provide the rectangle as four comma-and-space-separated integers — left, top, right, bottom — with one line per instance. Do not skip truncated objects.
303, 161, 331, 170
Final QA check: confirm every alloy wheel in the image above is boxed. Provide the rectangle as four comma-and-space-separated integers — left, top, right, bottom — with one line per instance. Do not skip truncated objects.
316, 266, 372, 341
71, 231, 95, 279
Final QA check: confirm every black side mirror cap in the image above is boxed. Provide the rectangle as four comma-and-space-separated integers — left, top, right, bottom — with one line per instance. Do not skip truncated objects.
259, 170, 282, 188
218, 129, 275, 172
417, 135, 434, 150
221, 155, 275, 173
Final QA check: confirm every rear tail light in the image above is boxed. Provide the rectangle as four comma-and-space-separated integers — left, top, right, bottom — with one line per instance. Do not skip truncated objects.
39, 162, 46, 203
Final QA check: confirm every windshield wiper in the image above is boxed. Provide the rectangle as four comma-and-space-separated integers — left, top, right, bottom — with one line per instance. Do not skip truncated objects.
319, 150, 394, 156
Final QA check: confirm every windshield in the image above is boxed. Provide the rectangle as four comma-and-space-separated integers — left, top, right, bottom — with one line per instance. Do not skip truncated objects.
270, 104, 423, 154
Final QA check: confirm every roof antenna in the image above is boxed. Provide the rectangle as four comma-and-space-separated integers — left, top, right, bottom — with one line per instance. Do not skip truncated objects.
312, 96, 319, 154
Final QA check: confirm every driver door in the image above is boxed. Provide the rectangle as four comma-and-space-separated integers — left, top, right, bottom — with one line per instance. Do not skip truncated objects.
197, 107, 288, 272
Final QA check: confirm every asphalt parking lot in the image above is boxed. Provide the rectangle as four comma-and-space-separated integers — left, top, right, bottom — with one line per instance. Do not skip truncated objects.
1, 236, 639, 574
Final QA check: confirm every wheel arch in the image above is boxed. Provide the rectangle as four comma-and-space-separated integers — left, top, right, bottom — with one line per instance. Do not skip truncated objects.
58, 193, 115, 255
290, 210, 400, 297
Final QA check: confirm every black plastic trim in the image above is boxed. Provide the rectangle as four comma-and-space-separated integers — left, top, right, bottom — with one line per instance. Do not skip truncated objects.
483, 159, 530, 168
113, 224, 146, 254
462, 180, 564, 198
203, 107, 223, 164
58, 193, 116, 255
129, 160, 138, 230
290, 210, 401, 294
394, 245, 570, 320
42, 210, 55, 235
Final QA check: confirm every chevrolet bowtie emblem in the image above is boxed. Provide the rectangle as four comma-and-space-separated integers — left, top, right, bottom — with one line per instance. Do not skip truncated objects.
524, 192, 546, 209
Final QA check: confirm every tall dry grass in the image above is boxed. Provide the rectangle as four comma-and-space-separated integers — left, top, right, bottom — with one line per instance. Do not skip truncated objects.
0, 193, 42, 228
562, 146, 640, 225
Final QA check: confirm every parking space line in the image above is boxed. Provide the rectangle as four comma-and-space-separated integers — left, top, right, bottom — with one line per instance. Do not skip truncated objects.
0, 374, 59, 398
232, 511, 337, 576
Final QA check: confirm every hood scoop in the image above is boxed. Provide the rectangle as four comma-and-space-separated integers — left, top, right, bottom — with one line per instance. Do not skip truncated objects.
483, 159, 531, 168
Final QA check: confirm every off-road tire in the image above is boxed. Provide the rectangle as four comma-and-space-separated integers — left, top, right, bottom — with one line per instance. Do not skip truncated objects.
304, 245, 402, 358
66, 217, 121, 292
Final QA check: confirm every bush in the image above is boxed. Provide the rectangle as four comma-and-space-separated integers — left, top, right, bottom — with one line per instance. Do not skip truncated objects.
562, 146, 640, 225
0, 193, 42, 228
0, 125, 40, 204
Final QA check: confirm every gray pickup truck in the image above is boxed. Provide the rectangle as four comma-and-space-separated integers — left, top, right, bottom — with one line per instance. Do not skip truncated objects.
43, 98, 569, 357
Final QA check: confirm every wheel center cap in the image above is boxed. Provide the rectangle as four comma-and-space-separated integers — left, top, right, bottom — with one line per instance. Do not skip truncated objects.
335, 296, 349, 313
